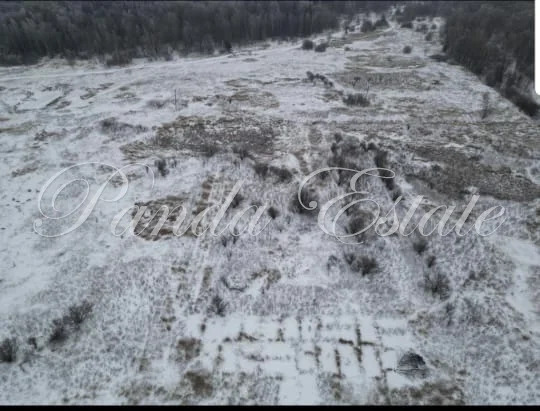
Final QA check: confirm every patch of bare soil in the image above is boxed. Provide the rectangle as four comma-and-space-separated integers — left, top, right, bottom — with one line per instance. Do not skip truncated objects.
132, 195, 192, 241
335, 70, 429, 91
373, 380, 465, 405
121, 115, 284, 161
407, 143, 540, 202
80, 82, 114, 100
231, 89, 279, 109
346, 54, 426, 71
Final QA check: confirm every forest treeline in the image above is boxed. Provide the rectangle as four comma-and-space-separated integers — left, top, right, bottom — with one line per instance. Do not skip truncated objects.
396, 0, 537, 116
0, 1, 535, 115
0, 1, 390, 65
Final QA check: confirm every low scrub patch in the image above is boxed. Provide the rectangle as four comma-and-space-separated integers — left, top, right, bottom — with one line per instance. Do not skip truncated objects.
343, 93, 370, 107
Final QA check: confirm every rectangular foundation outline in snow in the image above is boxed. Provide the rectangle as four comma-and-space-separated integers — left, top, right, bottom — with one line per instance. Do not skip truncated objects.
180, 314, 416, 392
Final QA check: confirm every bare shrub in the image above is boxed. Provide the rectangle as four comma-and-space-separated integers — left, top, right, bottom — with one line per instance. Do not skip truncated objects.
360, 256, 377, 275
306, 71, 315, 82
344, 254, 378, 275
49, 318, 69, 344
413, 238, 428, 255
270, 166, 293, 183
425, 32, 434, 41
268, 206, 279, 220
0, 338, 17, 363
314, 73, 327, 83
374, 150, 395, 191
290, 187, 319, 215
154, 157, 168, 177
401, 21, 413, 29
416, 23, 429, 34
100, 117, 118, 131
68, 300, 93, 327
392, 187, 402, 202
201, 144, 219, 157
27, 337, 38, 350
254, 163, 270, 178
147, 99, 168, 109
220, 236, 228, 247
253, 163, 292, 183
230, 193, 244, 209
403, 45, 412, 54
209, 295, 227, 317
232, 145, 250, 160
327, 255, 340, 271
49, 300, 93, 344
328, 134, 368, 171
347, 210, 375, 236
424, 270, 451, 299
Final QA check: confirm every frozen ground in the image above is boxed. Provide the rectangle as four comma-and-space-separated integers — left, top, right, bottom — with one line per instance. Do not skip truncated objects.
0, 15, 539, 404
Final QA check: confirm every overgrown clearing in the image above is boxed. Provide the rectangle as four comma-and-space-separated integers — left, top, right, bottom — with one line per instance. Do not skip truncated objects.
0, 11, 539, 405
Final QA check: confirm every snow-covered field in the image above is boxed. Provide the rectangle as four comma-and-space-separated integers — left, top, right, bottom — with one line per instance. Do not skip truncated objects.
0, 15, 539, 404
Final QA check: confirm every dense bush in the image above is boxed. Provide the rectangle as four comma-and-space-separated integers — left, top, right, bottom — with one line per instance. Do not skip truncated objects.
232, 145, 250, 161
347, 210, 375, 236
253, 163, 292, 183
290, 187, 319, 215
504, 86, 539, 116
314, 42, 328, 52
361, 20, 374, 33
413, 238, 428, 255
0, 338, 17, 363
343, 93, 370, 107
344, 254, 378, 276
105, 51, 132, 67
267, 206, 279, 220
302, 39, 314, 50
374, 15, 389, 29
402, 45, 412, 54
